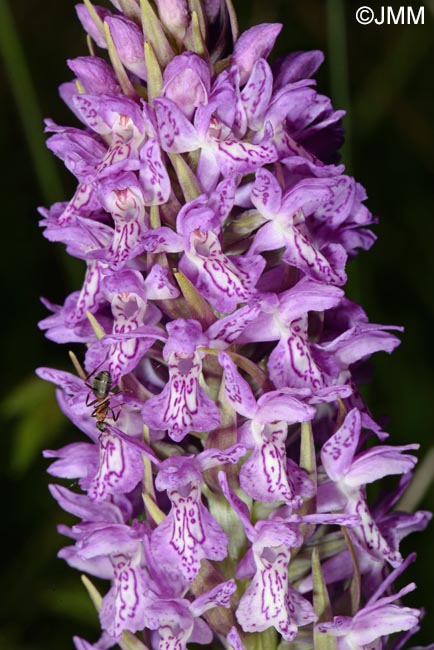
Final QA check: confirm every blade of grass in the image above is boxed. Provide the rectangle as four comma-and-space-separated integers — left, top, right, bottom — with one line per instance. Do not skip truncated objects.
326, 0, 352, 172
0, 0, 84, 288
326, 0, 366, 313
0, 0, 63, 204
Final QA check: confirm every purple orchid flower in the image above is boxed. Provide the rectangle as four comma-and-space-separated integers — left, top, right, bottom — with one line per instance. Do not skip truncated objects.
38, 2, 429, 648
146, 579, 236, 650
319, 408, 419, 567
299, 476, 432, 595
316, 582, 421, 649
176, 183, 266, 313
67, 517, 154, 638
219, 471, 319, 641
239, 276, 344, 389
154, 68, 278, 193
141, 319, 220, 440
151, 444, 245, 581
84, 267, 170, 382
218, 351, 316, 505
68, 56, 121, 95
248, 168, 347, 284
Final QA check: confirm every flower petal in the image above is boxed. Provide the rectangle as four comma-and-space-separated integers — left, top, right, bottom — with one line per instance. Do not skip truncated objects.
139, 138, 171, 205
321, 408, 361, 481
154, 97, 200, 152
232, 24, 283, 83
89, 430, 145, 501
218, 351, 257, 418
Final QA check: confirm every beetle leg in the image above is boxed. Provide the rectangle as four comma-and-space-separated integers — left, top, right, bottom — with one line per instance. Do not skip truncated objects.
110, 403, 125, 422
86, 393, 100, 407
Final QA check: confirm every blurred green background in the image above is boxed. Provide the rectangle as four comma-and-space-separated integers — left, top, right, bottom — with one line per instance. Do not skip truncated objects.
0, 0, 433, 647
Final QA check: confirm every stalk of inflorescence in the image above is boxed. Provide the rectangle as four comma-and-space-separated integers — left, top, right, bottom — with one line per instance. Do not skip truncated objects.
37, 1, 431, 649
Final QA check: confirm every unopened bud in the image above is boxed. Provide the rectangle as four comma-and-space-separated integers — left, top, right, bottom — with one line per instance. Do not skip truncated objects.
75, 3, 111, 48
162, 53, 209, 119
105, 16, 147, 80
67, 56, 121, 95
155, 0, 189, 41
232, 23, 282, 84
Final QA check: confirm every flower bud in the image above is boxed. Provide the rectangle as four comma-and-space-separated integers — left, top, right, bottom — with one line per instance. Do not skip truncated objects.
105, 16, 147, 81
75, 3, 111, 48
155, 0, 189, 41
67, 56, 120, 94
162, 53, 210, 119
232, 23, 282, 84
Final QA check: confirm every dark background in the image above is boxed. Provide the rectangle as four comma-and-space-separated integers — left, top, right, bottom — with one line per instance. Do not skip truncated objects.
0, 0, 433, 647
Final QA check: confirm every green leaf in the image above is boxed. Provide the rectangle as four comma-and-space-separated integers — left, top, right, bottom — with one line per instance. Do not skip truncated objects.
297, 421, 317, 534
201, 347, 271, 392
342, 527, 361, 615
142, 493, 166, 524
203, 385, 247, 559
227, 351, 271, 391
86, 310, 106, 340
277, 628, 313, 650
139, 0, 174, 67
174, 270, 216, 328
291, 531, 347, 584
396, 444, 434, 512
244, 628, 278, 650
120, 632, 150, 650
224, 0, 239, 43
204, 486, 247, 562
81, 574, 103, 612
312, 548, 336, 650
81, 576, 150, 649
227, 209, 266, 236
190, 560, 237, 635
144, 40, 163, 103
168, 153, 201, 201
188, 0, 206, 39
2, 376, 66, 474
185, 10, 207, 57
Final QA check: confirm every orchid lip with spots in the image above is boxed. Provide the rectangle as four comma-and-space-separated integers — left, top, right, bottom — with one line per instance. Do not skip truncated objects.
38, 1, 431, 648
